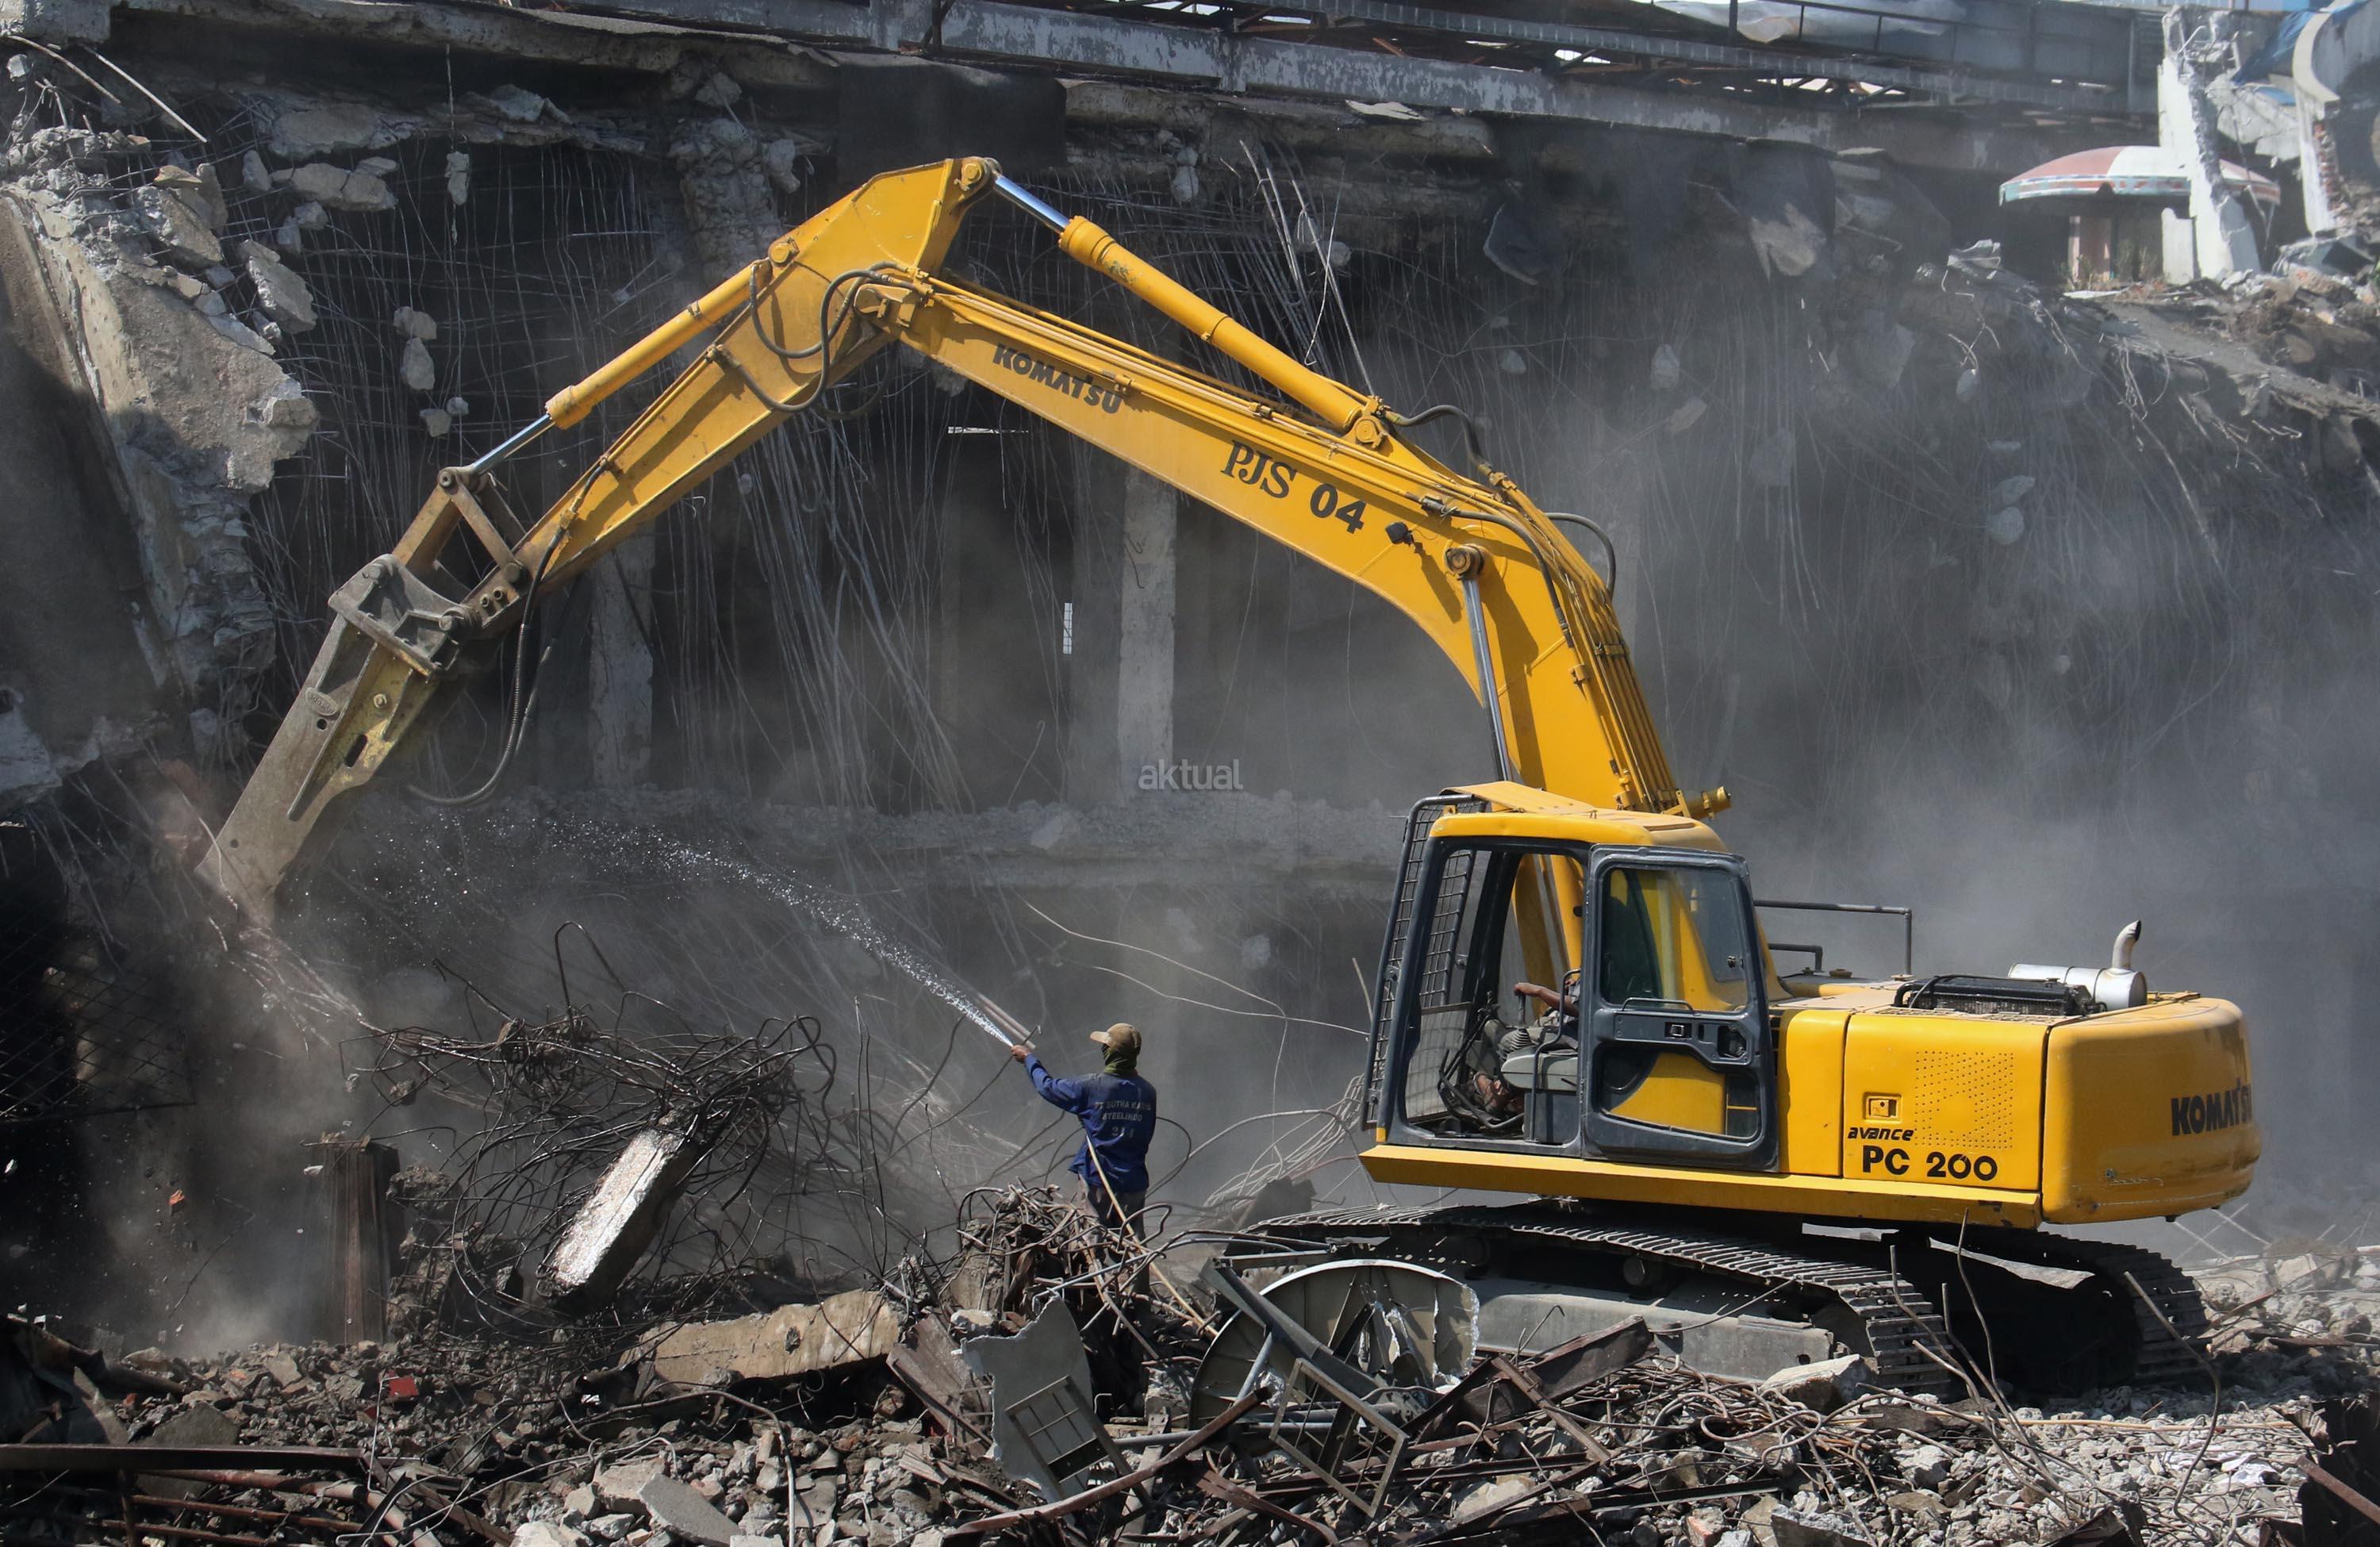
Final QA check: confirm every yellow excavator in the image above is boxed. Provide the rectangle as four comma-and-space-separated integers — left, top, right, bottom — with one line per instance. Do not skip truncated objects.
198, 157, 2257, 1392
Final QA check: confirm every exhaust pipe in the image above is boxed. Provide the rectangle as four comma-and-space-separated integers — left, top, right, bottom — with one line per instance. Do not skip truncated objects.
2010, 919, 2149, 1012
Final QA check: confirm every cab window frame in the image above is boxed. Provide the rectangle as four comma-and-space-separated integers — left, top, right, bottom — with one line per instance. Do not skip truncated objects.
1378, 835, 1595, 1157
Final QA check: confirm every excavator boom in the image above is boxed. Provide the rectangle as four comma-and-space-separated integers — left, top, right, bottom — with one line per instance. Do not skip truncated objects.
200, 156, 1692, 920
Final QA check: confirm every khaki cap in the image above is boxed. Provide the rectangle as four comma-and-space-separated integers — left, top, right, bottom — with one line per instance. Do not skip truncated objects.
1090, 1022, 1142, 1057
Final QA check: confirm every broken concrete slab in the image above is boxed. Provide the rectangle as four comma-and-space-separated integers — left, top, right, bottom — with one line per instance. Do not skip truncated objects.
635, 1472, 738, 1545
592, 1457, 663, 1509
392, 305, 437, 340
0, 0, 108, 42
650, 1289, 900, 1385
266, 102, 413, 159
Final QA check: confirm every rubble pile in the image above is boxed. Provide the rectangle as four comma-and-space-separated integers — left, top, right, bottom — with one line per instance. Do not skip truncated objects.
11, 1215, 2380, 1546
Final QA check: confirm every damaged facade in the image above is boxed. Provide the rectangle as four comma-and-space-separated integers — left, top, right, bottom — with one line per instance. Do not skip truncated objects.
6, 0, 2380, 1539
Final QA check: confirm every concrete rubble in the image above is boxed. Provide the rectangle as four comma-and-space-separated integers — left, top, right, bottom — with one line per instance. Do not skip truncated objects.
6, 1215, 2378, 1545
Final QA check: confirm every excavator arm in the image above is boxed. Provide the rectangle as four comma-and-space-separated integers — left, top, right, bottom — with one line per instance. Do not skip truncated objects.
199, 156, 1712, 922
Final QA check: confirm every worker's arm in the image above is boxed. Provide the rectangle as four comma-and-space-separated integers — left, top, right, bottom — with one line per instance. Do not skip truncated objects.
201, 155, 1706, 923
1020, 1053, 1092, 1115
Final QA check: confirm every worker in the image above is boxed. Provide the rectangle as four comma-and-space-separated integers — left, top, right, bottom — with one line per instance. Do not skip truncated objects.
1009, 1023, 1157, 1230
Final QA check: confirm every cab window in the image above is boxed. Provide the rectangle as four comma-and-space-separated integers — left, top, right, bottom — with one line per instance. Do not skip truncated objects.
1599, 865, 1751, 1013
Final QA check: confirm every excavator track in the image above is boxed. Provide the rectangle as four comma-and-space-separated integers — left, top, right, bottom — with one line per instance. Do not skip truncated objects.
1250, 1203, 1967, 1399
1916, 1230, 2212, 1389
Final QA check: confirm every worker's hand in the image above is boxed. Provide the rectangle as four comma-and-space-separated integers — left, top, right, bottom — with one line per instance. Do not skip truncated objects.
1008, 1042, 1034, 1063
1514, 981, 1576, 1012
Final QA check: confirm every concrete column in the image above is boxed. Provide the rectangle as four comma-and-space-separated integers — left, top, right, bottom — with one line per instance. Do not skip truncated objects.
2159, 208, 2198, 283
2159, 13, 2260, 280
1117, 468, 1176, 797
588, 532, 655, 790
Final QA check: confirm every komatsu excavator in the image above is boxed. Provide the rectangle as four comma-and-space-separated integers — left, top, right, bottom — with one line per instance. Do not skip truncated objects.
198, 157, 2258, 1393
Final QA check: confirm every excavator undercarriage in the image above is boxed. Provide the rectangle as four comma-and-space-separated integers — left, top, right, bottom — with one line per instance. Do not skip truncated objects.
1238, 1203, 2209, 1397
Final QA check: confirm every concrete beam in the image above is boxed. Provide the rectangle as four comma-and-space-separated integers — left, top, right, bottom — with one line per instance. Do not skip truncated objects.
567, 0, 2104, 172
118, 0, 2098, 173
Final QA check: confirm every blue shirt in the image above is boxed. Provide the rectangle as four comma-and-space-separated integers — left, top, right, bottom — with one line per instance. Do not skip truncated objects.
1026, 1056, 1157, 1194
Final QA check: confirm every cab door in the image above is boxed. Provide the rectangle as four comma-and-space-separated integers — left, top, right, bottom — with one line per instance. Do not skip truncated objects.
1583, 849, 1776, 1169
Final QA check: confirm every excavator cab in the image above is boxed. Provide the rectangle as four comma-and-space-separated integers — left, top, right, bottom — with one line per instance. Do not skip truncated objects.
1369, 793, 1774, 1172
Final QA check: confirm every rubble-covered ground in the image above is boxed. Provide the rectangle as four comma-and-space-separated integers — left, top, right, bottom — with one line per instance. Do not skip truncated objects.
9, 1208, 2380, 1547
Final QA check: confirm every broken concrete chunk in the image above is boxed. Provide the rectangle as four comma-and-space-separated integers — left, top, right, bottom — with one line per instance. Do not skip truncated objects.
292, 201, 329, 231
255, 378, 317, 433
2273, 1252, 2336, 1292
419, 408, 453, 438
239, 240, 315, 332
1769, 1508, 1875, 1547
693, 71, 742, 108
1650, 342, 1681, 390
240, 150, 271, 194
651, 1290, 900, 1385
288, 162, 395, 213
1758, 1353, 1870, 1413
543, 1124, 711, 1311
635, 1474, 738, 1546
392, 305, 438, 340
445, 150, 470, 205
478, 83, 566, 125
761, 140, 804, 200
400, 336, 436, 392
274, 217, 304, 256
132, 183, 222, 267
132, 1403, 237, 1497
512, 1522, 589, 1547
355, 155, 398, 178
152, 164, 225, 230
1450, 1474, 1535, 1524
1748, 428, 1795, 488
